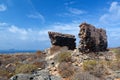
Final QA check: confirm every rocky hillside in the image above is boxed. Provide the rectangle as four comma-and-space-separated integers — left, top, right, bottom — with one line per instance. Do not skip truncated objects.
3, 47, 120, 80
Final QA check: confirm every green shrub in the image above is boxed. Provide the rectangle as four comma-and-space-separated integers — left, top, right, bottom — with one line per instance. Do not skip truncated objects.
15, 64, 38, 74
56, 52, 71, 63
83, 60, 97, 71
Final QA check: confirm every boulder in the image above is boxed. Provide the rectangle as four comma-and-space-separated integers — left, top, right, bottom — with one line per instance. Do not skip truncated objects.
10, 70, 62, 80
48, 32, 76, 50
78, 22, 107, 53
10, 74, 33, 80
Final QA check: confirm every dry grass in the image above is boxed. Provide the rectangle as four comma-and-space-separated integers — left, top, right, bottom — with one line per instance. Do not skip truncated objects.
83, 60, 97, 71
15, 64, 38, 74
56, 52, 72, 63
33, 61, 46, 69
83, 60, 110, 78
108, 60, 120, 71
50, 46, 62, 54
58, 62, 75, 78
0, 69, 14, 79
90, 62, 109, 77
0, 53, 45, 79
36, 50, 43, 58
49, 45, 68, 54
107, 48, 120, 71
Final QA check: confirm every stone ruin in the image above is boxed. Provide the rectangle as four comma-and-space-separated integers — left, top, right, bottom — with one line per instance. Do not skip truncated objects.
48, 22, 107, 53
78, 22, 107, 53
48, 31, 76, 50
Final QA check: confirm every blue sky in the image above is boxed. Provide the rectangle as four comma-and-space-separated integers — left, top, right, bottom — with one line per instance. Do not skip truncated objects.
0, 0, 120, 50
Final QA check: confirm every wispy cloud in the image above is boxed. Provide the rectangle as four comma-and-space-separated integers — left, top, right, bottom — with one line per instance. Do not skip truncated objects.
64, 1, 75, 6
38, 21, 80, 45
8, 25, 28, 35
27, 0, 45, 24
28, 12, 45, 23
99, 2, 120, 25
0, 22, 8, 26
58, 7, 86, 17
63, 1, 86, 16
0, 4, 7, 11
68, 7, 85, 15
46, 22, 79, 35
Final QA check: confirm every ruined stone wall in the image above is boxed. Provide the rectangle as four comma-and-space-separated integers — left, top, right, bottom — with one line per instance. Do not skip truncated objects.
78, 23, 107, 53
48, 32, 76, 50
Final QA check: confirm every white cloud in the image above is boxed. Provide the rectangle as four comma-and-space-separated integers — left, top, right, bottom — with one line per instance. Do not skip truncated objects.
98, 1, 120, 47
68, 7, 85, 15
0, 4, 7, 11
64, 1, 75, 6
44, 22, 79, 35
0, 22, 8, 26
107, 27, 120, 38
0, 21, 81, 49
106, 27, 120, 47
28, 12, 45, 23
8, 25, 28, 35
100, 2, 120, 25
38, 21, 80, 45
58, 7, 86, 17
109, 2, 120, 12
0, 21, 80, 41
8, 25, 28, 40
1, 20, 120, 49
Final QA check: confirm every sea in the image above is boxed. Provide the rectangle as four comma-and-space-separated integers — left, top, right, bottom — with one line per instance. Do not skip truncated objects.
0, 50, 37, 54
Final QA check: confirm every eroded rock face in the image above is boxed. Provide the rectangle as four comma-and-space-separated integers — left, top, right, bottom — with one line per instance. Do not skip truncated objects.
48, 32, 76, 50
78, 22, 107, 53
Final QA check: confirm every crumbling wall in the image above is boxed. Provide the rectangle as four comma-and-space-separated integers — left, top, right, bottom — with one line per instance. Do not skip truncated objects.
48, 32, 76, 50
78, 23, 107, 53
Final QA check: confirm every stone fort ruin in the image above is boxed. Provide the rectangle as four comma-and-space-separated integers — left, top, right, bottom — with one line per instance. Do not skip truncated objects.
78, 22, 107, 52
48, 22, 107, 53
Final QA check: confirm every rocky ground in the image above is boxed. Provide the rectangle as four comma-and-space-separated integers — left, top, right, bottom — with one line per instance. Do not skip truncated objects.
0, 47, 120, 80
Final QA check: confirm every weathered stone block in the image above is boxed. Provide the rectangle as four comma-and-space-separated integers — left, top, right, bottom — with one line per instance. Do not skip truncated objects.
48, 32, 76, 50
